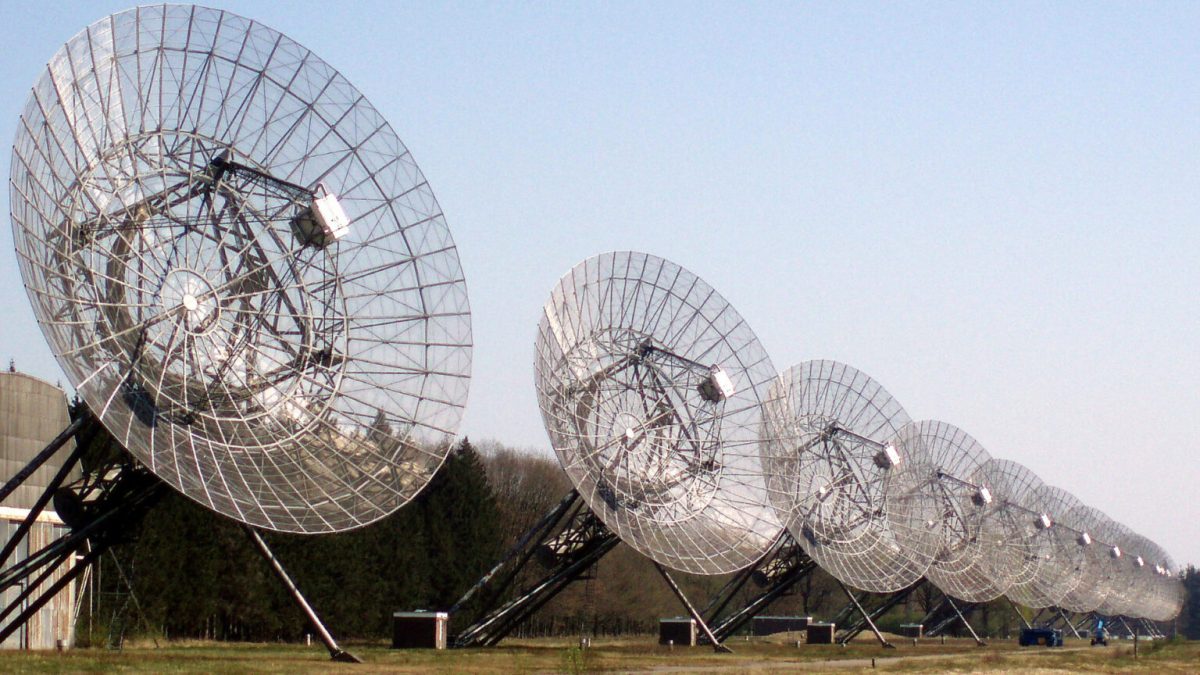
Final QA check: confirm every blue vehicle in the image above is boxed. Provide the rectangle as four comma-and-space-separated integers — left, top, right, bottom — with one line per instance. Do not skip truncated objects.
1090, 618, 1108, 646
1019, 627, 1063, 647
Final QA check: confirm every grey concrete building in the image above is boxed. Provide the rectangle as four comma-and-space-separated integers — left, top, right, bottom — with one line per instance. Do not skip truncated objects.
0, 370, 80, 649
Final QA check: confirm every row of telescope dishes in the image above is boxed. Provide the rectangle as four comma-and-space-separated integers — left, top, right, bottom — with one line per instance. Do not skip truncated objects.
532, 253, 1179, 625
760, 360, 1183, 623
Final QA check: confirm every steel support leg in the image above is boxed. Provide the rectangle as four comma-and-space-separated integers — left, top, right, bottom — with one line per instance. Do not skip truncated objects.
700, 561, 758, 628
449, 490, 580, 616
0, 415, 86, 504
653, 562, 732, 653
918, 596, 944, 626
457, 533, 617, 647
1006, 597, 1032, 630
704, 559, 816, 643
450, 493, 618, 648
836, 581, 893, 648
0, 544, 102, 645
1073, 612, 1094, 635
1058, 609, 1081, 638
0, 437, 86, 568
243, 526, 360, 663
945, 595, 985, 646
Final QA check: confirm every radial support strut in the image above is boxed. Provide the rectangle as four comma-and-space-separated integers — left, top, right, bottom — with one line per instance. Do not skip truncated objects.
242, 526, 360, 663
653, 562, 732, 653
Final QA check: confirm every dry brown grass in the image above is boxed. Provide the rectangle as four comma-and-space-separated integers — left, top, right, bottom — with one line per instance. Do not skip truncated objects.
0, 635, 1194, 673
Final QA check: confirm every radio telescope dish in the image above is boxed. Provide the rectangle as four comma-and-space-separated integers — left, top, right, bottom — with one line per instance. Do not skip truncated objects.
976, 459, 1050, 602
761, 360, 940, 593
1049, 498, 1108, 614
1144, 542, 1184, 621
1069, 507, 1128, 614
1022, 485, 1087, 607
9, 5, 472, 533
534, 251, 781, 574
1146, 541, 1183, 621
1133, 534, 1177, 621
894, 421, 1006, 603
1124, 532, 1161, 619
1091, 514, 1136, 617
1103, 521, 1147, 618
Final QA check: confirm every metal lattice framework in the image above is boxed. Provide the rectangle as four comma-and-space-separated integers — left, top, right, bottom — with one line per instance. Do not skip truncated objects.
534, 251, 781, 574
9, 4, 472, 533
1024, 485, 1087, 607
1096, 519, 1141, 618
1073, 506, 1130, 615
1124, 533, 1160, 620
1031, 486, 1094, 613
761, 360, 941, 593
1054, 502, 1112, 614
977, 459, 1049, 600
1122, 530, 1178, 622
895, 420, 1007, 603
1142, 541, 1184, 621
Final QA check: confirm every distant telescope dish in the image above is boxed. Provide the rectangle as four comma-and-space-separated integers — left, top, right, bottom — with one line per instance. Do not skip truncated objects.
976, 459, 1049, 600
762, 360, 940, 593
1096, 519, 1141, 618
1038, 488, 1104, 614
1141, 540, 1183, 622
1066, 505, 1125, 613
1022, 485, 1087, 607
534, 251, 781, 574
894, 420, 1006, 603
9, 4, 472, 533
1123, 532, 1160, 620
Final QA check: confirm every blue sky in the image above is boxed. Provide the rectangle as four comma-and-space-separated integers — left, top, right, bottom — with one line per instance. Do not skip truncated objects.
1, 2, 1197, 567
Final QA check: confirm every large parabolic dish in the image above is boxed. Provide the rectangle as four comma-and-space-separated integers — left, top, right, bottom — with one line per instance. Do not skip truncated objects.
1072, 505, 1129, 615
1020, 485, 1088, 608
9, 4, 472, 533
1145, 543, 1184, 622
1041, 489, 1104, 614
1124, 533, 1162, 619
1054, 503, 1110, 614
977, 459, 1049, 601
894, 420, 1007, 604
1097, 520, 1141, 618
534, 251, 781, 574
761, 360, 940, 593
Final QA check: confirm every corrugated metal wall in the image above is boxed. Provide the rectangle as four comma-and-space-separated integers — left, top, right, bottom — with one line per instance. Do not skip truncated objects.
0, 517, 76, 649
0, 371, 79, 649
0, 372, 75, 510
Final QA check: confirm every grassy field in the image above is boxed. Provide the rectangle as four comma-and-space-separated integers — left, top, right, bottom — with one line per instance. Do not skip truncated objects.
0, 635, 1196, 673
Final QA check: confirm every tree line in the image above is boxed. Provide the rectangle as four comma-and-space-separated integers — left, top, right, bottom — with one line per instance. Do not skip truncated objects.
79, 431, 1195, 645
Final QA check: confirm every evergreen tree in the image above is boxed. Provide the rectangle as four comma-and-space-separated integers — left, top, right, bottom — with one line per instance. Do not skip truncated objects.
1181, 565, 1200, 639
419, 438, 502, 609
